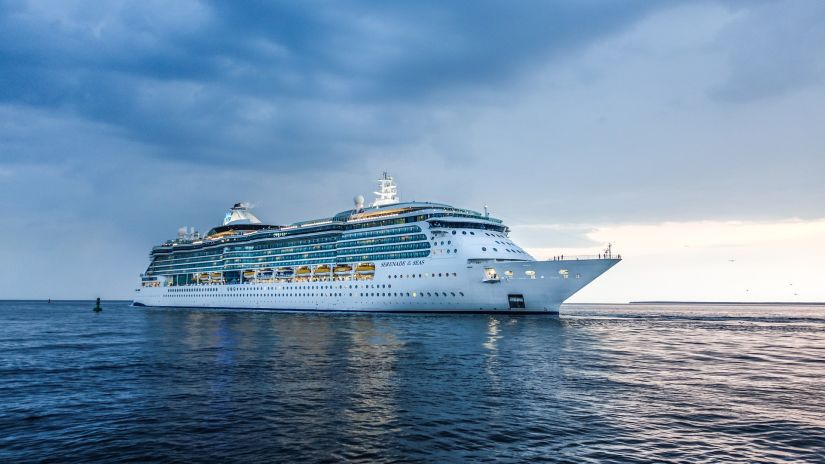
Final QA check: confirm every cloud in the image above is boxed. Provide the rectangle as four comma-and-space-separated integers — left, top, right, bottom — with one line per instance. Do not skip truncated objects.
0, 0, 666, 166
710, 0, 825, 102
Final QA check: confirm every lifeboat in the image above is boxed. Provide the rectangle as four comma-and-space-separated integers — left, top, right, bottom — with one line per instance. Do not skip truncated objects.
198, 273, 210, 282
276, 267, 294, 277
209, 272, 222, 282
313, 264, 331, 275
296, 266, 311, 276
355, 262, 375, 274
334, 264, 352, 275
257, 268, 274, 278
243, 270, 256, 279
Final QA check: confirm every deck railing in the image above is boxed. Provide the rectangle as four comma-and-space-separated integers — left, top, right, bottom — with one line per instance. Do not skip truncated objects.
548, 254, 621, 261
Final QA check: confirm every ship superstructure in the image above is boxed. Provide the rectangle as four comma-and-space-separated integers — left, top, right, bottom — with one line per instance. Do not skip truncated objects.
133, 173, 620, 313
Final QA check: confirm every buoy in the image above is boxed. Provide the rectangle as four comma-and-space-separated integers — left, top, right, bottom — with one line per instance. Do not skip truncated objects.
94, 298, 102, 312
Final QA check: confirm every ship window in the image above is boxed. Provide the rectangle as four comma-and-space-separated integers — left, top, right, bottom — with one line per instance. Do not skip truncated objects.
452, 231, 456, 235
462, 231, 467, 235
412, 292, 417, 297
482, 247, 487, 251
470, 232, 475, 235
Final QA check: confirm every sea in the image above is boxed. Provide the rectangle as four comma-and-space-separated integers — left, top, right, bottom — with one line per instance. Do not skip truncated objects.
1, 300, 824, 463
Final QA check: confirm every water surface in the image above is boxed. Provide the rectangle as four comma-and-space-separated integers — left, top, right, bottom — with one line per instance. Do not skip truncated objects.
1, 301, 824, 462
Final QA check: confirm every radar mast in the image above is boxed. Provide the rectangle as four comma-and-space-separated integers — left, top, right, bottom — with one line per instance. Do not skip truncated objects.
372, 172, 400, 207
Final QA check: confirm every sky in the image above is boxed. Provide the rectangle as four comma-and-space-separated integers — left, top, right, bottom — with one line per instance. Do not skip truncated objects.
1, 0, 823, 301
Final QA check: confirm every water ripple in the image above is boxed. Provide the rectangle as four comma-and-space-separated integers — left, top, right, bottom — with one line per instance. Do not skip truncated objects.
1, 301, 824, 462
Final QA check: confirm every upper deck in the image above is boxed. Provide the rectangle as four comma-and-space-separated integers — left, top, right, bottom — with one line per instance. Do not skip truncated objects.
151, 201, 505, 255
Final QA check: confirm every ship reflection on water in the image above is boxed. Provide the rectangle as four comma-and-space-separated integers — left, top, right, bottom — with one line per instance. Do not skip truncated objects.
1, 301, 824, 462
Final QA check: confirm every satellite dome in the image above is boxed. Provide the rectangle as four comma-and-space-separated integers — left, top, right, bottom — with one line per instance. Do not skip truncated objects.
354, 195, 365, 209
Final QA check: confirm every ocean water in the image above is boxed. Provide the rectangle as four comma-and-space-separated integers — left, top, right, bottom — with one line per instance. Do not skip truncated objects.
1, 301, 824, 463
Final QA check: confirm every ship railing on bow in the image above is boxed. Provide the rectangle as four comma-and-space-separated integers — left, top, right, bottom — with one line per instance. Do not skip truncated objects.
548, 254, 622, 261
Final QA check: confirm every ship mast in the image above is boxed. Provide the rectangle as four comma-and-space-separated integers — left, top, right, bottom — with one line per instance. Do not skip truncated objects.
372, 172, 400, 207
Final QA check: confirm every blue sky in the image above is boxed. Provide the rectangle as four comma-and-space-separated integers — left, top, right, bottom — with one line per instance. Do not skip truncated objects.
1, 0, 824, 300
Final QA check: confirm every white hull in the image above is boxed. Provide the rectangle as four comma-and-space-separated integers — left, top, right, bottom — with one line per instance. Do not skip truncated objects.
134, 258, 619, 314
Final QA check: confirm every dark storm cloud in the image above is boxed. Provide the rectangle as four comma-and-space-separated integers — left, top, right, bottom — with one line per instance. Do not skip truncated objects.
0, 0, 663, 165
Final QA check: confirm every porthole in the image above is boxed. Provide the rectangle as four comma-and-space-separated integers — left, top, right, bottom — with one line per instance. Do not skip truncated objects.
482, 247, 487, 251
462, 231, 467, 235
452, 231, 456, 235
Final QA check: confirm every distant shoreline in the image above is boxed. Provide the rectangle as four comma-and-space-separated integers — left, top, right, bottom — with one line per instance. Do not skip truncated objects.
628, 301, 825, 306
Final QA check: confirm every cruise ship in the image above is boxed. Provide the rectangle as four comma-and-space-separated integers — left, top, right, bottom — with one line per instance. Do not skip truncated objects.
133, 173, 620, 313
